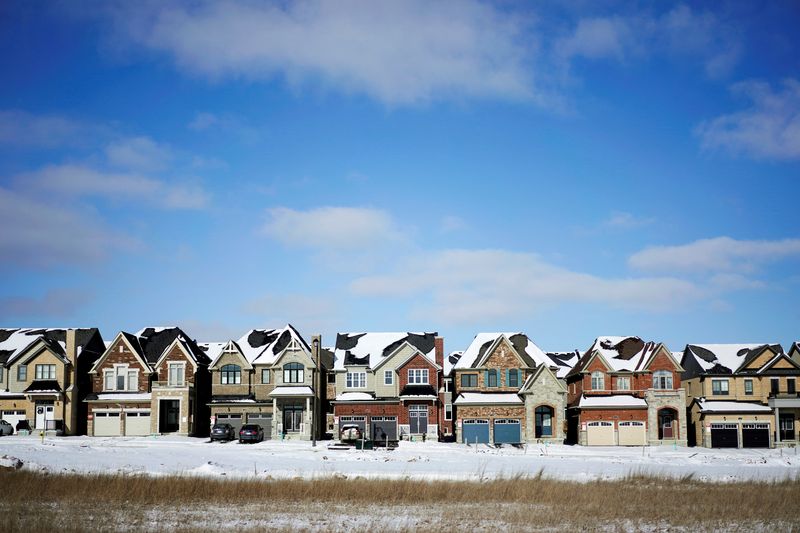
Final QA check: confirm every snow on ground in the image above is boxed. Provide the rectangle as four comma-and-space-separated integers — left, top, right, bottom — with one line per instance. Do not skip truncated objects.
1, 435, 798, 482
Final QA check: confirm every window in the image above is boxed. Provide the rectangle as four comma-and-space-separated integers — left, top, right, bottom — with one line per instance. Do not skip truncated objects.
116, 367, 125, 390
486, 369, 498, 388
535, 405, 554, 437
220, 364, 241, 385
591, 371, 604, 390
17, 365, 27, 381
35, 364, 56, 380
104, 370, 114, 391
168, 363, 184, 387
444, 379, 452, 393
127, 370, 137, 390
261, 368, 271, 384
444, 404, 452, 421
653, 370, 673, 390
284, 363, 304, 384
408, 368, 429, 385
744, 379, 753, 395
346, 371, 366, 388
460, 374, 477, 388
507, 369, 519, 388
711, 379, 729, 395
771, 378, 780, 394
384, 370, 393, 385
327, 372, 335, 384
0, 367, 3, 382
616, 376, 630, 391
789, 378, 796, 395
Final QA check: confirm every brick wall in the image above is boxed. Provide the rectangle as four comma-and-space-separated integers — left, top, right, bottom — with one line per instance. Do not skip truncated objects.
398, 353, 439, 391
155, 344, 196, 384
93, 337, 151, 393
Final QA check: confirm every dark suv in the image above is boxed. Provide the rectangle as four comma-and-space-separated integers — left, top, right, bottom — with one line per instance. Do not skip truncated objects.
239, 424, 264, 443
210, 423, 236, 442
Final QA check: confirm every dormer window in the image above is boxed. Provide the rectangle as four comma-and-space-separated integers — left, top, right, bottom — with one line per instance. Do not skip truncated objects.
591, 371, 604, 390
653, 370, 673, 390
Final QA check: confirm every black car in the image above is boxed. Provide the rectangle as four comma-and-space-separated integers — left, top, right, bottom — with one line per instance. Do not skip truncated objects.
239, 424, 264, 443
210, 423, 236, 442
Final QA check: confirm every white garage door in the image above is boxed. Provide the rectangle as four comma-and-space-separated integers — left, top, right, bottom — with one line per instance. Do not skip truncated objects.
618, 421, 646, 446
94, 412, 121, 436
1, 410, 27, 432
124, 411, 151, 436
586, 421, 615, 446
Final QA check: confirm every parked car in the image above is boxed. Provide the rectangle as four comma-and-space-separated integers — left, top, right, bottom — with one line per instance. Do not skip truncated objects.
0, 420, 13, 436
238, 424, 264, 443
340, 424, 363, 442
210, 423, 236, 442
16, 420, 30, 433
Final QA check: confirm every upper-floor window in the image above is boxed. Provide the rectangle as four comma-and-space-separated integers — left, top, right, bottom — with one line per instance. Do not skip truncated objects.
444, 404, 453, 420
789, 378, 796, 395
35, 364, 56, 380
261, 368, 271, 384
168, 363, 184, 387
104, 366, 137, 391
0, 366, 3, 382
771, 378, 780, 394
346, 371, 366, 388
711, 379, 729, 396
284, 362, 304, 384
591, 371, 604, 390
444, 379, 452, 393
507, 369, 520, 388
409, 368, 429, 385
17, 365, 27, 382
744, 379, 753, 395
653, 370, 673, 390
460, 374, 477, 388
327, 372, 335, 384
486, 369, 498, 388
384, 370, 393, 385
220, 364, 241, 385
616, 376, 630, 391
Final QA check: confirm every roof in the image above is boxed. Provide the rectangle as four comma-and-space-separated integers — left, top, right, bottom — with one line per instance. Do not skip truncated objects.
235, 324, 311, 365
268, 386, 314, 397
198, 342, 226, 362
400, 384, 437, 398
454, 333, 550, 370
86, 392, 152, 401
134, 327, 210, 366
0, 328, 103, 365
444, 351, 463, 376
546, 350, 581, 378
333, 332, 437, 371
683, 343, 778, 375
23, 380, 62, 393
453, 392, 523, 405
335, 392, 376, 401
696, 399, 772, 413
568, 336, 670, 376
578, 394, 647, 408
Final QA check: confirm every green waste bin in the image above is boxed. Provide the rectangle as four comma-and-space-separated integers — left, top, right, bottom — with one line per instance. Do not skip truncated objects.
355, 440, 374, 450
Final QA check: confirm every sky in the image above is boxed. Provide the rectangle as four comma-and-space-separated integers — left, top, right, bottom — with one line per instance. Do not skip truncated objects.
0, 1, 799, 354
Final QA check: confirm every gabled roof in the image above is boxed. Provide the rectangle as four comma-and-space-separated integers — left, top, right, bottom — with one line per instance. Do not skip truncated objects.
546, 350, 581, 378
444, 351, 463, 376
198, 342, 226, 362
519, 363, 567, 394
0, 328, 102, 366
568, 336, 677, 377
236, 324, 311, 365
681, 343, 780, 375
333, 332, 437, 371
454, 333, 549, 370
135, 327, 209, 365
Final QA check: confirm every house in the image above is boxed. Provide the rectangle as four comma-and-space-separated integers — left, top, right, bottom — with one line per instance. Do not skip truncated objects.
0, 328, 105, 434
681, 343, 800, 448
331, 332, 443, 442
439, 350, 462, 440
789, 342, 800, 365
84, 327, 211, 437
566, 336, 687, 446
452, 333, 566, 445
204, 325, 327, 440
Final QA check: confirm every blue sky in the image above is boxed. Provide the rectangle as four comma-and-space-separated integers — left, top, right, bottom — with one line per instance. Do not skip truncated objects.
1, 1, 798, 353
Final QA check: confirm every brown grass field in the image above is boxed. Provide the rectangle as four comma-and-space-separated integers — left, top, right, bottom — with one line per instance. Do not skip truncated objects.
1, 469, 798, 532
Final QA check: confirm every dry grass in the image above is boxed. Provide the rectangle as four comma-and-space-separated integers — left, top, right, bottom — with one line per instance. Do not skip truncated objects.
1, 469, 799, 531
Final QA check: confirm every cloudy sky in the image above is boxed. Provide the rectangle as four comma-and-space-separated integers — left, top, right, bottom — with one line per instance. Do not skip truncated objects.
1, 1, 798, 353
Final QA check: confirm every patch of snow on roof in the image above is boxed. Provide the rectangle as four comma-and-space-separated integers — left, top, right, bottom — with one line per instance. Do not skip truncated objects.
696, 400, 772, 413
333, 332, 436, 370
687, 344, 765, 373
455, 333, 550, 370
198, 342, 226, 362
92, 393, 152, 401
444, 351, 463, 375
453, 392, 522, 405
546, 350, 580, 378
268, 386, 314, 397
134, 327, 175, 336
579, 395, 647, 408
588, 336, 662, 372
0, 329, 59, 365
335, 392, 374, 401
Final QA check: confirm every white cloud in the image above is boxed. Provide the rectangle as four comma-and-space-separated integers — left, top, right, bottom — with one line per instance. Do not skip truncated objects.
262, 206, 405, 250
109, 0, 541, 106
0, 109, 97, 148
695, 79, 800, 160
558, 16, 636, 61
628, 236, 800, 273
105, 136, 173, 171
350, 249, 699, 324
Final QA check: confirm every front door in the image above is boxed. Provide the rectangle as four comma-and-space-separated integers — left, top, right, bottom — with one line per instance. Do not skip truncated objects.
159, 400, 180, 433
35, 402, 55, 430
659, 410, 675, 439
780, 414, 795, 441
408, 405, 428, 434
283, 404, 303, 433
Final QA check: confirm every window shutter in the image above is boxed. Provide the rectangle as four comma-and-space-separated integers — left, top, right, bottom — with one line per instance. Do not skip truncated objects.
484, 370, 489, 386
504, 369, 509, 386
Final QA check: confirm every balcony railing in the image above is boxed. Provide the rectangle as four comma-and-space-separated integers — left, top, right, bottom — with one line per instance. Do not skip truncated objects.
152, 380, 191, 389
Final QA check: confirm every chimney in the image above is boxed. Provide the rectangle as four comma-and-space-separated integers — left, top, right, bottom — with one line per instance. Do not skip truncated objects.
435, 336, 444, 369
66, 329, 77, 366
65, 329, 78, 436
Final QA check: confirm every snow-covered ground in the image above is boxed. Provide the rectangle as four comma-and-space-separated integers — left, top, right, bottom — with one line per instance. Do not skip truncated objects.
1, 435, 799, 482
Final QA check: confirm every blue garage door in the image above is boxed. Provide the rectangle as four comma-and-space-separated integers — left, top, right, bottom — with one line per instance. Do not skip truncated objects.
494, 419, 521, 444
463, 419, 489, 444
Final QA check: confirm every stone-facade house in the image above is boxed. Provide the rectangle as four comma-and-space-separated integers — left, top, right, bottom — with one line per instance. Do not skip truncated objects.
0, 328, 105, 435
452, 333, 567, 445
681, 343, 800, 448
332, 332, 443, 442
85, 327, 211, 437
205, 325, 326, 440
566, 336, 687, 446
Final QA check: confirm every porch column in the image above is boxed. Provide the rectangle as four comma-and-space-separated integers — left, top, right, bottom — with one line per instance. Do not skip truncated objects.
775, 406, 781, 444
273, 397, 278, 438
305, 396, 311, 437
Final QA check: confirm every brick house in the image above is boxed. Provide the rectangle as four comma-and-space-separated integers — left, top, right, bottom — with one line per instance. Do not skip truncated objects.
681, 343, 800, 448
452, 333, 567, 445
331, 332, 443, 442
204, 325, 327, 440
566, 336, 687, 446
85, 327, 211, 437
0, 328, 105, 435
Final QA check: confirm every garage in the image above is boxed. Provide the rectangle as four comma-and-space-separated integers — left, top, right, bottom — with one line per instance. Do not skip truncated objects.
247, 414, 273, 438
710, 423, 738, 448
370, 416, 397, 442
94, 411, 121, 436
586, 421, 615, 446
338, 415, 366, 438
742, 423, 770, 448
124, 411, 151, 436
216, 413, 243, 433
1, 410, 27, 432
493, 419, 521, 444
462, 419, 489, 444
618, 421, 646, 446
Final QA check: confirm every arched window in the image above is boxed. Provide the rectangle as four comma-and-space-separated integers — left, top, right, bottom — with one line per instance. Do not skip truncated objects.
284, 362, 304, 384
591, 371, 604, 390
535, 405, 554, 437
653, 370, 673, 390
220, 364, 241, 385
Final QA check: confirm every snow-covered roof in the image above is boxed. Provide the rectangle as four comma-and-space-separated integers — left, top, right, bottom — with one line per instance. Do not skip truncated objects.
696, 400, 772, 413
333, 332, 437, 371
127, 327, 211, 366
684, 344, 770, 374
198, 342, 226, 362
89, 393, 152, 401
444, 351, 463, 376
453, 392, 523, 405
236, 325, 310, 365
578, 394, 648, 408
0, 328, 102, 365
335, 392, 375, 401
569, 336, 672, 376
546, 350, 581, 378
455, 333, 550, 370
268, 386, 314, 397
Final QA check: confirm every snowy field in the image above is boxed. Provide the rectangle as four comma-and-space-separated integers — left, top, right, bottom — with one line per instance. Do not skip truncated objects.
1, 435, 799, 482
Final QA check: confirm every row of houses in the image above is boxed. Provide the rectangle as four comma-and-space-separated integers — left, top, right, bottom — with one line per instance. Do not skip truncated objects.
1, 326, 799, 449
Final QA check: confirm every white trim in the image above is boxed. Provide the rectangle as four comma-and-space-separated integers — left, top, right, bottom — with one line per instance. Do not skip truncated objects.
155, 395, 183, 434
154, 338, 199, 372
